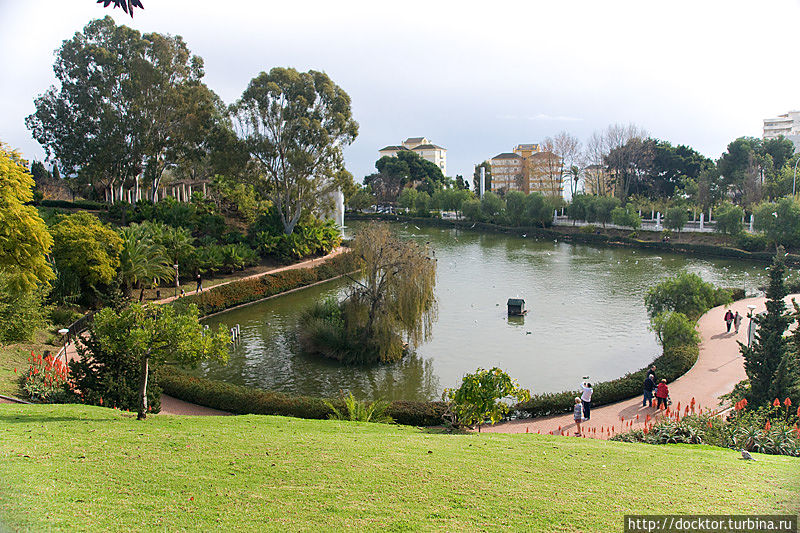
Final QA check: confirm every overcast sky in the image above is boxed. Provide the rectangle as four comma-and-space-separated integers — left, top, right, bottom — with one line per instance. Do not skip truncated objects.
1, 0, 799, 183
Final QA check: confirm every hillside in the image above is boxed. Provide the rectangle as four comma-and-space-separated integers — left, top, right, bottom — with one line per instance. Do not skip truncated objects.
0, 405, 797, 531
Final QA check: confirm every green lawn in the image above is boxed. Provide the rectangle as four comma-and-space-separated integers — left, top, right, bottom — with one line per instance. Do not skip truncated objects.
1, 405, 797, 532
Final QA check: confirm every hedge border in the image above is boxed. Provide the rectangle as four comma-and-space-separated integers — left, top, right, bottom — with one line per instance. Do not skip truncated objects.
346, 213, 798, 267
157, 366, 447, 426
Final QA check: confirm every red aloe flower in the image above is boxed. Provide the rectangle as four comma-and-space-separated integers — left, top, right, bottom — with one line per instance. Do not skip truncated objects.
773, 398, 781, 407
784, 398, 792, 407
764, 420, 771, 431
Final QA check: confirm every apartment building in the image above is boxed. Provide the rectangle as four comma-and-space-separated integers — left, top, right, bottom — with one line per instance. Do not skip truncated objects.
763, 111, 800, 151
378, 137, 447, 175
490, 143, 562, 196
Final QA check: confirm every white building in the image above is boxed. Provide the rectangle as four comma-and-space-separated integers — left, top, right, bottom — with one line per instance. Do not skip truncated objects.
763, 110, 800, 151
378, 137, 447, 175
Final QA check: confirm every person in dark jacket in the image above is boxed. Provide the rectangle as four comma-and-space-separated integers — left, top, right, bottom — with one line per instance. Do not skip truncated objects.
655, 379, 669, 409
643, 374, 655, 407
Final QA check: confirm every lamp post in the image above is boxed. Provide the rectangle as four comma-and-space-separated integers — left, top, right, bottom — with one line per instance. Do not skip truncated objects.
793, 158, 800, 196
58, 328, 69, 365
174, 264, 179, 298
746, 304, 757, 347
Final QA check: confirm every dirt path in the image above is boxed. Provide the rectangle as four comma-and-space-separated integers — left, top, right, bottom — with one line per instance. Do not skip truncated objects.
481, 294, 798, 439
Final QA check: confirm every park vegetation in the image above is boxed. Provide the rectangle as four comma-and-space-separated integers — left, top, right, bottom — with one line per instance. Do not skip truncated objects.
298, 223, 437, 364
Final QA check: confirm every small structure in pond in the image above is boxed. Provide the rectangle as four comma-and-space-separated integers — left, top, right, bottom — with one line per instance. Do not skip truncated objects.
507, 298, 527, 316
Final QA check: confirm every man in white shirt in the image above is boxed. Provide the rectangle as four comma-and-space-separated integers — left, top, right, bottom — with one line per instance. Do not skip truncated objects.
579, 381, 593, 420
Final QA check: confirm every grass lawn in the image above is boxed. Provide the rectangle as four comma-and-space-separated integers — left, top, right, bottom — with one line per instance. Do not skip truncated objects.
0, 331, 60, 399
1, 405, 798, 532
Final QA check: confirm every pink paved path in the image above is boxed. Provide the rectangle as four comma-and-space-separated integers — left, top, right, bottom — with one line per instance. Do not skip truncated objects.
482, 294, 799, 439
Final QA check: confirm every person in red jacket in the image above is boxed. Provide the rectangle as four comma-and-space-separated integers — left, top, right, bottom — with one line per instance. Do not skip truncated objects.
655, 379, 669, 409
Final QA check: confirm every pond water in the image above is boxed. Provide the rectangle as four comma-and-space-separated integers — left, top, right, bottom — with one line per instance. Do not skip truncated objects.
199, 222, 767, 401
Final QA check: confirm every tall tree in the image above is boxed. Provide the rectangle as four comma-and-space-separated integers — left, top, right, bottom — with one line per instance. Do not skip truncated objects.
0, 144, 54, 293
605, 137, 655, 201
740, 250, 791, 406
26, 17, 218, 203
232, 68, 358, 235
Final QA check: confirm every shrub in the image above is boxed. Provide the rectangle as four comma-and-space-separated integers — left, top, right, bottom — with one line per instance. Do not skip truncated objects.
0, 281, 50, 342
735, 232, 768, 252
442, 367, 530, 430
611, 206, 641, 230
650, 311, 699, 349
38, 199, 107, 210
714, 203, 744, 236
644, 272, 732, 321
157, 366, 448, 426
323, 392, 394, 423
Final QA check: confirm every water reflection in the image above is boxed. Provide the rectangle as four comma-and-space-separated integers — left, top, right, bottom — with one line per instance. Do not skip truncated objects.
199, 221, 767, 402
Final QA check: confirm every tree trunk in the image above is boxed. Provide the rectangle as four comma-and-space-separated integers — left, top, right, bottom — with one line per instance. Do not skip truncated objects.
138, 355, 149, 420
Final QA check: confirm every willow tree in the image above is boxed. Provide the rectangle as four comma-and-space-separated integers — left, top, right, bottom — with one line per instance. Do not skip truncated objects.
345, 224, 437, 362
299, 223, 437, 364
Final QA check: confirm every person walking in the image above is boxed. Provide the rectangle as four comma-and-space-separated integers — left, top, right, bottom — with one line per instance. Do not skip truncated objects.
733, 311, 742, 334
648, 365, 657, 382
196, 272, 203, 293
573, 397, 584, 436
655, 379, 669, 410
643, 373, 655, 407
579, 379, 593, 420
724, 309, 734, 333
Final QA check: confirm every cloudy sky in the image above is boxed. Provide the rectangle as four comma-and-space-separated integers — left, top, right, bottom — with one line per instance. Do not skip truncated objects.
1, 0, 798, 183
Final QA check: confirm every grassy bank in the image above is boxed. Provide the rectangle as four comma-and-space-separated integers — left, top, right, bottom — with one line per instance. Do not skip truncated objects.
0, 405, 797, 532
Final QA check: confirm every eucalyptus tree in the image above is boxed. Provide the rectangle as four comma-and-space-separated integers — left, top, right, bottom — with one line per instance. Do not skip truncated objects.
26, 17, 219, 202
232, 68, 359, 235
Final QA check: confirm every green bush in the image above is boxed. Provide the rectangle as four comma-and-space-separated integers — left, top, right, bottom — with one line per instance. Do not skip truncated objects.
37, 199, 107, 210
650, 311, 699, 349
735, 233, 768, 252
172, 251, 356, 316
157, 366, 447, 426
713, 203, 744, 236
664, 207, 689, 231
644, 272, 732, 321
323, 392, 393, 423
0, 279, 50, 343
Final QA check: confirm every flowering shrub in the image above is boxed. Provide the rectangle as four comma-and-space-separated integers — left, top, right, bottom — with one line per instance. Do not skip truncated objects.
22, 351, 70, 402
611, 399, 800, 456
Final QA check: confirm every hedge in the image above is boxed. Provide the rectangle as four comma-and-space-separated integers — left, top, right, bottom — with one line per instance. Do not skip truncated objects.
347, 213, 800, 266
36, 199, 108, 210
171, 251, 357, 316
157, 366, 448, 426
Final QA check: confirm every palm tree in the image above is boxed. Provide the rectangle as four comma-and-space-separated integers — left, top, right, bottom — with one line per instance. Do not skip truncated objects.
117, 225, 174, 301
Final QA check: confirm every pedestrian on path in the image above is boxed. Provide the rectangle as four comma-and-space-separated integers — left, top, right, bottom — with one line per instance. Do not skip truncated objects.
573, 397, 584, 436
196, 272, 203, 293
648, 365, 657, 381
643, 374, 655, 407
733, 311, 742, 334
724, 309, 734, 333
579, 379, 593, 420
655, 379, 669, 409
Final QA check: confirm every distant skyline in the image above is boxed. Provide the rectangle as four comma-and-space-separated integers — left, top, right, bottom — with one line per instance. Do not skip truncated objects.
2, 0, 799, 184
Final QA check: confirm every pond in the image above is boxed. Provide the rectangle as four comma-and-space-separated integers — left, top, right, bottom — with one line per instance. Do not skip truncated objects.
199, 221, 767, 402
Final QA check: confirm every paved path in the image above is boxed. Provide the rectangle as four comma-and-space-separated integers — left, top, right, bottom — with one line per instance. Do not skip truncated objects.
482, 294, 799, 439
154, 247, 346, 305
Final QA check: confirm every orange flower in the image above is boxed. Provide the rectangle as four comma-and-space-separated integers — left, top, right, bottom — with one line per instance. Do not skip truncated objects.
784, 398, 792, 407
773, 398, 781, 407
764, 420, 771, 431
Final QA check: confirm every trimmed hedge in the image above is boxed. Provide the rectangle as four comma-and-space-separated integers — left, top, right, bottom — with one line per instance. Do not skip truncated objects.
347, 213, 800, 266
514, 343, 699, 418
157, 366, 447, 426
36, 199, 108, 210
171, 251, 357, 316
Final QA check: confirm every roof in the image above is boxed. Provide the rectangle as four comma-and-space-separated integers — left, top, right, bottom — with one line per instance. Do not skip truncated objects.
515, 143, 540, 150
379, 145, 409, 152
412, 143, 445, 150
404, 137, 427, 144
492, 152, 523, 160
507, 298, 525, 306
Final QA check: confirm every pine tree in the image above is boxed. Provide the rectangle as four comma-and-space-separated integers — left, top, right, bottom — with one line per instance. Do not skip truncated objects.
740, 247, 791, 405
